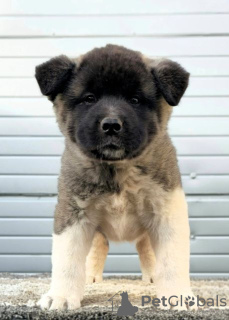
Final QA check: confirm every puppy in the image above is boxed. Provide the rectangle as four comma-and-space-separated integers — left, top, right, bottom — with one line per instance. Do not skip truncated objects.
35, 44, 196, 311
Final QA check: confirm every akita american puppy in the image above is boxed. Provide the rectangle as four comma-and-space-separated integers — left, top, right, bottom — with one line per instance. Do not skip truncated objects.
35, 44, 196, 311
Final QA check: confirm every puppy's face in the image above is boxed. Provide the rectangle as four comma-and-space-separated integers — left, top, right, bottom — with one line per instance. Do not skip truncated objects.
65, 46, 159, 161
35, 45, 189, 161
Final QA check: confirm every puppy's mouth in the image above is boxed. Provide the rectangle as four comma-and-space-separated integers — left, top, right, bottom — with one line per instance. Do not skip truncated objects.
91, 143, 125, 161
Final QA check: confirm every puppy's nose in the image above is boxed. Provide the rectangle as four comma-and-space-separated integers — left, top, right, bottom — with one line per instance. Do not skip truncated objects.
101, 117, 122, 134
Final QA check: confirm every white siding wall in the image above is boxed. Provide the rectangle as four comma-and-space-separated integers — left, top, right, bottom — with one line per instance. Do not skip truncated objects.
0, 0, 229, 276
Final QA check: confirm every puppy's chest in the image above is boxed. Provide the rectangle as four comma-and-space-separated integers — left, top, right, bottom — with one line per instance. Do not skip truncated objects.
93, 175, 154, 241
97, 190, 143, 241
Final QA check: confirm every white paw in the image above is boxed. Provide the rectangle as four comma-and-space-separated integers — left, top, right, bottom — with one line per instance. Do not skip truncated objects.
37, 293, 81, 310
86, 274, 103, 284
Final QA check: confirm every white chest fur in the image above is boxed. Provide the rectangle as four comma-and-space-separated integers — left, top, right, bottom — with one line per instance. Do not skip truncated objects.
99, 191, 145, 241
89, 166, 167, 242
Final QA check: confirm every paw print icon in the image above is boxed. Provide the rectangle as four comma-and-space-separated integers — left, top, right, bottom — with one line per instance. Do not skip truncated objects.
185, 296, 195, 307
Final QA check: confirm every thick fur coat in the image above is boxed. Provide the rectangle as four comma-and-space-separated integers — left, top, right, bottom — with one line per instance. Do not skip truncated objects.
35, 44, 196, 311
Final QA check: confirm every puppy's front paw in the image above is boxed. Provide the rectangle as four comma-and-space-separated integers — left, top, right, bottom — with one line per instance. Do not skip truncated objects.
37, 292, 81, 310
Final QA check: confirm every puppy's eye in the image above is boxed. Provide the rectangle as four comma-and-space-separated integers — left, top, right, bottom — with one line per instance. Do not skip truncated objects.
130, 96, 140, 104
84, 94, 97, 104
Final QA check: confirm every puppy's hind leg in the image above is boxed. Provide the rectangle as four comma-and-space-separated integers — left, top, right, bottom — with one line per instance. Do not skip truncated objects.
136, 233, 156, 283
86, 231, 109, 284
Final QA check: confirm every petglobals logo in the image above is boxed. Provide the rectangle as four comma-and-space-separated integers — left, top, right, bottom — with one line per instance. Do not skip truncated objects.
142, 295, 227, 308
107, 291, 138, 316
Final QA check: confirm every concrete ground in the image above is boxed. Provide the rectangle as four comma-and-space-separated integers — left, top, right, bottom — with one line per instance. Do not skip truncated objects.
0, 274, 229, 319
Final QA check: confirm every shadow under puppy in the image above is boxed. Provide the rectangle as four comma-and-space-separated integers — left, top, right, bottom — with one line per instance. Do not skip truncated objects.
35, 44, 196, 311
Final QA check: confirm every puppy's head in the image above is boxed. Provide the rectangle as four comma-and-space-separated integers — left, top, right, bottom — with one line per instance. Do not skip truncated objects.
35, 45, 189, 161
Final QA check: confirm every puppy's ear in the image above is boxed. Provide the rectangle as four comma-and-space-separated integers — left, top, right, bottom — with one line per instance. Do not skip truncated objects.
35, 55, 75, 100
151, 59, 190, 106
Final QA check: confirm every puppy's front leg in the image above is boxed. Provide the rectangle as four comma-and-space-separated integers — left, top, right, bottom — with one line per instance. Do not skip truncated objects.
38, 203, 95, 310
150, 188, 196, 311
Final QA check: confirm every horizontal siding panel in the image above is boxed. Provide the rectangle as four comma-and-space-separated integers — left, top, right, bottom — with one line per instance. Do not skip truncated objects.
188, 196, 229, 217
190, 218, 229, 236
0, 137, 64, 155
0, 98, 53, 116
0, 218, 228, 236
190, 255, 229, 273
1, 37, 229, 57
0, 78, 40, 97
1, 15, 229, 37
0, 137, 228, 156
174, 57, 229, 77
0, 156, 61, 174
0, 176, 58, 194
0, 196, 228, 218
0, 118, 60, 136
187, 77, 229, 97
1, 236, 229, 254
0, 117, 228, 136
1, 97, 229, 117
190, 237, 229, 254
175, 97, 229, 116
0, 254, 228, 273
0, 156, 229, 175
178, 156, 229, 174
0, 237, 54, 254
0, 175, 228, 195
0, 197, 56, 218
1, 0, 229, 15
0, 218, 53, 236
182, 176, 229, 194
1, 58, 229, 77
0, 58, 47, 78
169, 118, 229, 136
0, 255, 52, 273
0, 77, 228, 97
173, 137, 229, 156
0, 237, 97, 254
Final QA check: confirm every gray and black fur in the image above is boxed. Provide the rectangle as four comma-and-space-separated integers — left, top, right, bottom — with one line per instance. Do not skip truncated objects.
35, 44, 189, 235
